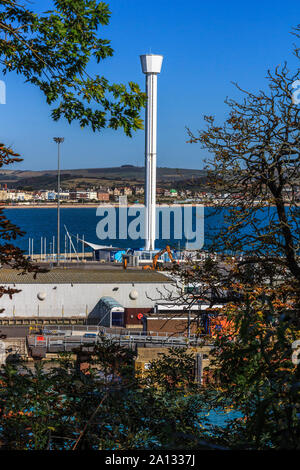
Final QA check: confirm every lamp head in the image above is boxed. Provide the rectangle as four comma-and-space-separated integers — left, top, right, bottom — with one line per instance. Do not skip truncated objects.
53, 137, 64, 144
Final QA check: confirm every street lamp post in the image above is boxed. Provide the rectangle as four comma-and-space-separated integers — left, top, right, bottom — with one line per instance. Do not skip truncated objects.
53, 137, 64, 266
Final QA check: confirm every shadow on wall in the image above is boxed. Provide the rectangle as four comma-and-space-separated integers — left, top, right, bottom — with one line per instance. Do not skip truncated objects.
87, 301, 103, 325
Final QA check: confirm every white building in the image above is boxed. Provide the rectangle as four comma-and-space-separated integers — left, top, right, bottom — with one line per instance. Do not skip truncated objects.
6, 191, 34, 201
87, 191, 98, 200
0, 269, 177, 319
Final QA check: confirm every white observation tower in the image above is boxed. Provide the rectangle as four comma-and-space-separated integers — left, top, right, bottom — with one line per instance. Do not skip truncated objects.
140, 53, 163, 251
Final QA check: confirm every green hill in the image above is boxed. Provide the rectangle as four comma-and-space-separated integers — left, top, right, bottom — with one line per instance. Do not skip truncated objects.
0, 166, 207, 190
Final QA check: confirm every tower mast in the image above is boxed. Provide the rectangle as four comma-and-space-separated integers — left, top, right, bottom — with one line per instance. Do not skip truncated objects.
140, 54, 163, 251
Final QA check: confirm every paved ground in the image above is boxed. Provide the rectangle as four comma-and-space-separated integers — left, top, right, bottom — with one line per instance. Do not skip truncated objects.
0, 326, 29, 338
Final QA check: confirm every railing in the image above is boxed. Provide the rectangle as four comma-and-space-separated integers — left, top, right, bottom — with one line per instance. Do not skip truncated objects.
41, 325, 200, 339
30, 330, 205, 350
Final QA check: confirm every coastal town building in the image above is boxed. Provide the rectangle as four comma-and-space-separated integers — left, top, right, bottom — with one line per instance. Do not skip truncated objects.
0, 190, 7, 200
123, 187, 133, 196
0, 183, 282, 205
97, 191, 110, 202
113, 188, 121, 197
5, 191, 34, 201
70, 190, 98, 201
134, 186, 144, 195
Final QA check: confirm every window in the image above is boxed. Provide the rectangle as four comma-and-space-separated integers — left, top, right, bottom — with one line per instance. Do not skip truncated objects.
112, 311, 124, 327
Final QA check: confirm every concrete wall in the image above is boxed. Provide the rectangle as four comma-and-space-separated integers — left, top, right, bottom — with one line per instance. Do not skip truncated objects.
135, 346, 212, 372
0, 282, 177, 318
0, 338, 27, 364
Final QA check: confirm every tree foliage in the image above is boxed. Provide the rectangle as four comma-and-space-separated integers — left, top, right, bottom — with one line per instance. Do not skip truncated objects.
144, 347, 197, 393
204, 283, 300, 449
187, 31, 300, 285
0, 345, 213, 450
0, 1, 146, 308
0, 0, 146, 135
178, 26, 300, 449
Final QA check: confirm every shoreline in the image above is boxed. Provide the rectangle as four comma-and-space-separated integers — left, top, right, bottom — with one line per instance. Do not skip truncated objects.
1, 202, 292, 209
2, 204, 101, 209
2, 203, 207, 209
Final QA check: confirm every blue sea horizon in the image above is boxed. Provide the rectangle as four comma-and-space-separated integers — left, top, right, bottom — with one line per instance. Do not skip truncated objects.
3, 205, 286, 255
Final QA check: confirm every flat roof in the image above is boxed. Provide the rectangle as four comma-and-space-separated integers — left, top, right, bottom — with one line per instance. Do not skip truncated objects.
0, 268, 171, 284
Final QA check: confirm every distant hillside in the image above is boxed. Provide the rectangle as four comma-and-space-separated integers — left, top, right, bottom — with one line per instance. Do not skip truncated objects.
0, 166, 207, 190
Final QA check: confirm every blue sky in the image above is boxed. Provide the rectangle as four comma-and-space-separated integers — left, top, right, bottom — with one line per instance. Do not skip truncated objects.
1, 0, 299, 171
